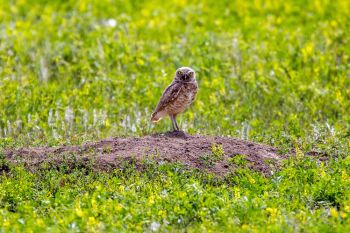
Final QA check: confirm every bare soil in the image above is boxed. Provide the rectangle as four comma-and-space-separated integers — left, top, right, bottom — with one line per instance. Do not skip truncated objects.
4, 132, 287, 176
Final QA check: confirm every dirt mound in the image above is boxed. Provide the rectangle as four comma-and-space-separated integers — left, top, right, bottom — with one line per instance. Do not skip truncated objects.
4, 132, 286, 176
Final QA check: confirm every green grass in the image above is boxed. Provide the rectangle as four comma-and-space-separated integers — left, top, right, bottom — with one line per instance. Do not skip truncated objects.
1, 158, 350, 232
1, 0, 350, 231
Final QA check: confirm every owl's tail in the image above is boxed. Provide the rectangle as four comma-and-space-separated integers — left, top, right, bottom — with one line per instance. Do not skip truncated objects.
150, 111, 162, 122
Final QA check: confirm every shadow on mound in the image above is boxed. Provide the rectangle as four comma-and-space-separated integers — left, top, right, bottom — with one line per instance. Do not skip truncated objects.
5, 133, 287, 176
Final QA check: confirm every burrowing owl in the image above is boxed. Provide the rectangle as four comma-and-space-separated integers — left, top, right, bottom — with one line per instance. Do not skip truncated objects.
151, 67, 198, 131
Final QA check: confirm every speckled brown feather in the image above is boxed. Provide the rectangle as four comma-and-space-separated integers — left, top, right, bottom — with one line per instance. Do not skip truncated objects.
151, 81, 197, 122
152, 81, 183, 114
151, 67, 198, 125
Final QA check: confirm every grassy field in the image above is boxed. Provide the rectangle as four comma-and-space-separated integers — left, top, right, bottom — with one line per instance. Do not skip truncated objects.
1, 0, 350, 232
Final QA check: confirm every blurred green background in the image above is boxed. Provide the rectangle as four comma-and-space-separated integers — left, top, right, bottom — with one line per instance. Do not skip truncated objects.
0, 0, 349, 150
1, 1, 350, 232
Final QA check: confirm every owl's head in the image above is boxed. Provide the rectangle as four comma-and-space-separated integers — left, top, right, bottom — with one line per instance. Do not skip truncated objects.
174, 67, 196, 82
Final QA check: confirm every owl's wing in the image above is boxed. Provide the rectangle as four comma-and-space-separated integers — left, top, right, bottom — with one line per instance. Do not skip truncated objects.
153, 81, 183, 114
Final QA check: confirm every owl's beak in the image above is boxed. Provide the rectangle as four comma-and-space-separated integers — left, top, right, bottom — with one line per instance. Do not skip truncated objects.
185, 72, 193, 80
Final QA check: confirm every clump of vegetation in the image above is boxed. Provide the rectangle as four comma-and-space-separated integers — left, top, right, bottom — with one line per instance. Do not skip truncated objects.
229, 154, 247, 167
0, 151, 10, 173
200, 144, 224, 167
211, 144, 224, 159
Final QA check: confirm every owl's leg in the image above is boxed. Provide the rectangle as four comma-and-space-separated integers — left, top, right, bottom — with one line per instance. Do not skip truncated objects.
170, 115, 177, 131
173, 115, 180, 131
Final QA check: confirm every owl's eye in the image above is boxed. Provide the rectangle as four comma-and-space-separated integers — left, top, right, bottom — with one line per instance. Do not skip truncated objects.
188, 71, 194, 78
177, 70, 183, 76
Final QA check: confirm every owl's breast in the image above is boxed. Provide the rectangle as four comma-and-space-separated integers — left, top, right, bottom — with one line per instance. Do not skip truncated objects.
179, 81, 196, 98
170, 83, 197, 113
